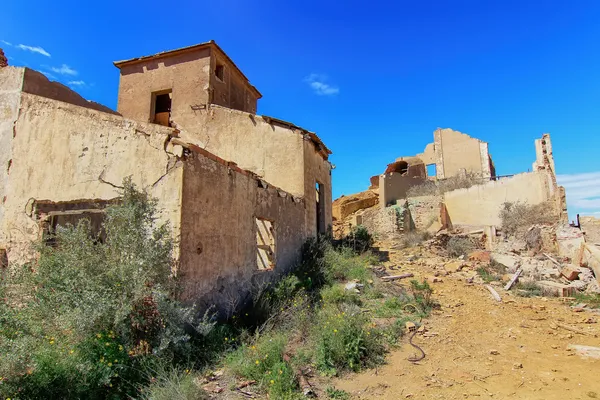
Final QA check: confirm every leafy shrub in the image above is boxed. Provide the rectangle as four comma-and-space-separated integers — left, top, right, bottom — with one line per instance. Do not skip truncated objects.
341, 225, 374, 253
326, 386, 352, 399
226, 333, 298, 398
499, 201, 557, 236
321, 284, 362, 306
0, 179, 215, 399
313, 304, 386, 375
445, 237, 475, 258
409, 280, 435, 313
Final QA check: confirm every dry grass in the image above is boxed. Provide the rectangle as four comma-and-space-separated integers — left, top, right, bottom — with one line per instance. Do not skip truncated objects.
499, 201, 557, 236
407, 172, 486, 197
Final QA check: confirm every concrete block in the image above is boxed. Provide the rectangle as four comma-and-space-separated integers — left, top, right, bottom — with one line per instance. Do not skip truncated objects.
560, 266, 580, 281
537, 280, 576, 297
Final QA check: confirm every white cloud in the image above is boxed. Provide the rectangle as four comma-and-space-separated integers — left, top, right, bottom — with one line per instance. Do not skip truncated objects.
68, 80, 85, 86
51, 64, 77, 76
304, 73, 339, 96
17, 44, 51, 57
557, 171, 600, 218
41, 71, 57, 80
1, 40, 12, 46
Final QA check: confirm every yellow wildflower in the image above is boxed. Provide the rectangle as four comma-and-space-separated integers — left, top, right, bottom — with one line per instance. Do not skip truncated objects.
270, 380, 275, 384
255, 360, 260, 365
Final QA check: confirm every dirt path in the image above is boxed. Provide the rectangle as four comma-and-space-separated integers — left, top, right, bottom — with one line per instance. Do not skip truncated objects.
334, 244, 600, 399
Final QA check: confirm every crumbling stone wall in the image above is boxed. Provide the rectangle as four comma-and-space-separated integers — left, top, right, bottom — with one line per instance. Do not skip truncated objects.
1, 87, 309, 313
0, 48, 8, 67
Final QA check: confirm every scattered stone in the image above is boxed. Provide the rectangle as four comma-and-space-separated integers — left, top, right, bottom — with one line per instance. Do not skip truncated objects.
537, 281, 576, 297
567, 344, 600, 360
491, 253, 520, 272
469, 250, 491, 263
345, 281, 364, 291
490, 349, 500, 355
561, 266, 581, 281
203, 381, 224, 393
513, 362, 523, 369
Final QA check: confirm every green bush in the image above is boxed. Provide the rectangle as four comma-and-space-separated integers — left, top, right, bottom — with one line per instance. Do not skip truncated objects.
341, 225, 374, 253
0, 179, 216, 399
321, 284, 362, 306
313, 305, 385, 375
226, 333, 298, 398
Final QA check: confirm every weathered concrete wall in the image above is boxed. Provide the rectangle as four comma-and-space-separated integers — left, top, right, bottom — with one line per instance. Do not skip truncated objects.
22, 68, 116, 114
117, 48, 212, 123
580, 216, 600, 244
406, 195, 443, 232
443, 171, 553, 226
177, 105, 308, 197
379, 173, 426, 207
304, 139, 333, 236
210, 51, 258, 114
3, 92, 184, 264
0, 67, 24, 250
179, 149, 305, 310
436, 128, 489, 179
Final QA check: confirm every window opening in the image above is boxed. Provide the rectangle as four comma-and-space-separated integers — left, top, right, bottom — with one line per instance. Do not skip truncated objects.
215, 63, 225, 82
426, 163, 437, 178
152, 90, 172, 127
316, 182, 325, 234
256, 217, 275, 270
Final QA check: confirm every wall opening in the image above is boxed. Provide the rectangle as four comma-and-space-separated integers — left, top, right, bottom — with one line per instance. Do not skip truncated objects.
426, 163, 437, 178
256, 217, 275, 270
215, 63, 225, 82
34, 200, 114, 246
316, 181, 325, 234
152, 90, 172, 127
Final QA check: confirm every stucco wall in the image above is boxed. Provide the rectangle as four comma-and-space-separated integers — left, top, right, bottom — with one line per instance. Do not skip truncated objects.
117, 48, 212, 123
303, 139, 333, 236
0, 67, 24, 249
437, 128, 487, 178
210, 52, 258, 114
443, 171, 552, 226
176, 105, 308, 197
379, 173, 426, 207
179, 151, 305, 309
22, 68, 117, 114
3, 93, 184, 264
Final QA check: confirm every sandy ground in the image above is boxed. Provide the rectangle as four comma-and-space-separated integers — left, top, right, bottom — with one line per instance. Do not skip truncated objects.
333, 243, 600, 400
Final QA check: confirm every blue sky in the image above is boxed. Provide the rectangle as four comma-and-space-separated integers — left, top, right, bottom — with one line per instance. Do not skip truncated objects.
2, 0, 599, 220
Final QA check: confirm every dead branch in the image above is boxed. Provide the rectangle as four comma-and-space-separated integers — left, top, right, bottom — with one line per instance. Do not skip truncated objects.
381, 273, 414, 281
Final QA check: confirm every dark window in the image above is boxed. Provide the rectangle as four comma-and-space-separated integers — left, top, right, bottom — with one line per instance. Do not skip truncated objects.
215, 64, 225, 81
316, 182, 325, 234
152, 90, 172, 127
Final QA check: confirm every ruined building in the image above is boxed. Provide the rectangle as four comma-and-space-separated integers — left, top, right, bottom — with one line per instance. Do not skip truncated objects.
0, 41, 333, 309
334, 128, 566, 237
376, 128, 495, 208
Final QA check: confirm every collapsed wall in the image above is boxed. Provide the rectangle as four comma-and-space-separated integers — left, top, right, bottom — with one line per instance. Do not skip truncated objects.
0, 71, 308, 313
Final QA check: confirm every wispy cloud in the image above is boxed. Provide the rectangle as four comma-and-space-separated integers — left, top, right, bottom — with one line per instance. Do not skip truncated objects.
17, 44, 51, 57
557, 171, 600, 218
51, 64, 77, 76
304, 73, 339, 96
41, 71, 57, 80
68, 80, 85, 86
1, 40, 12, 46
